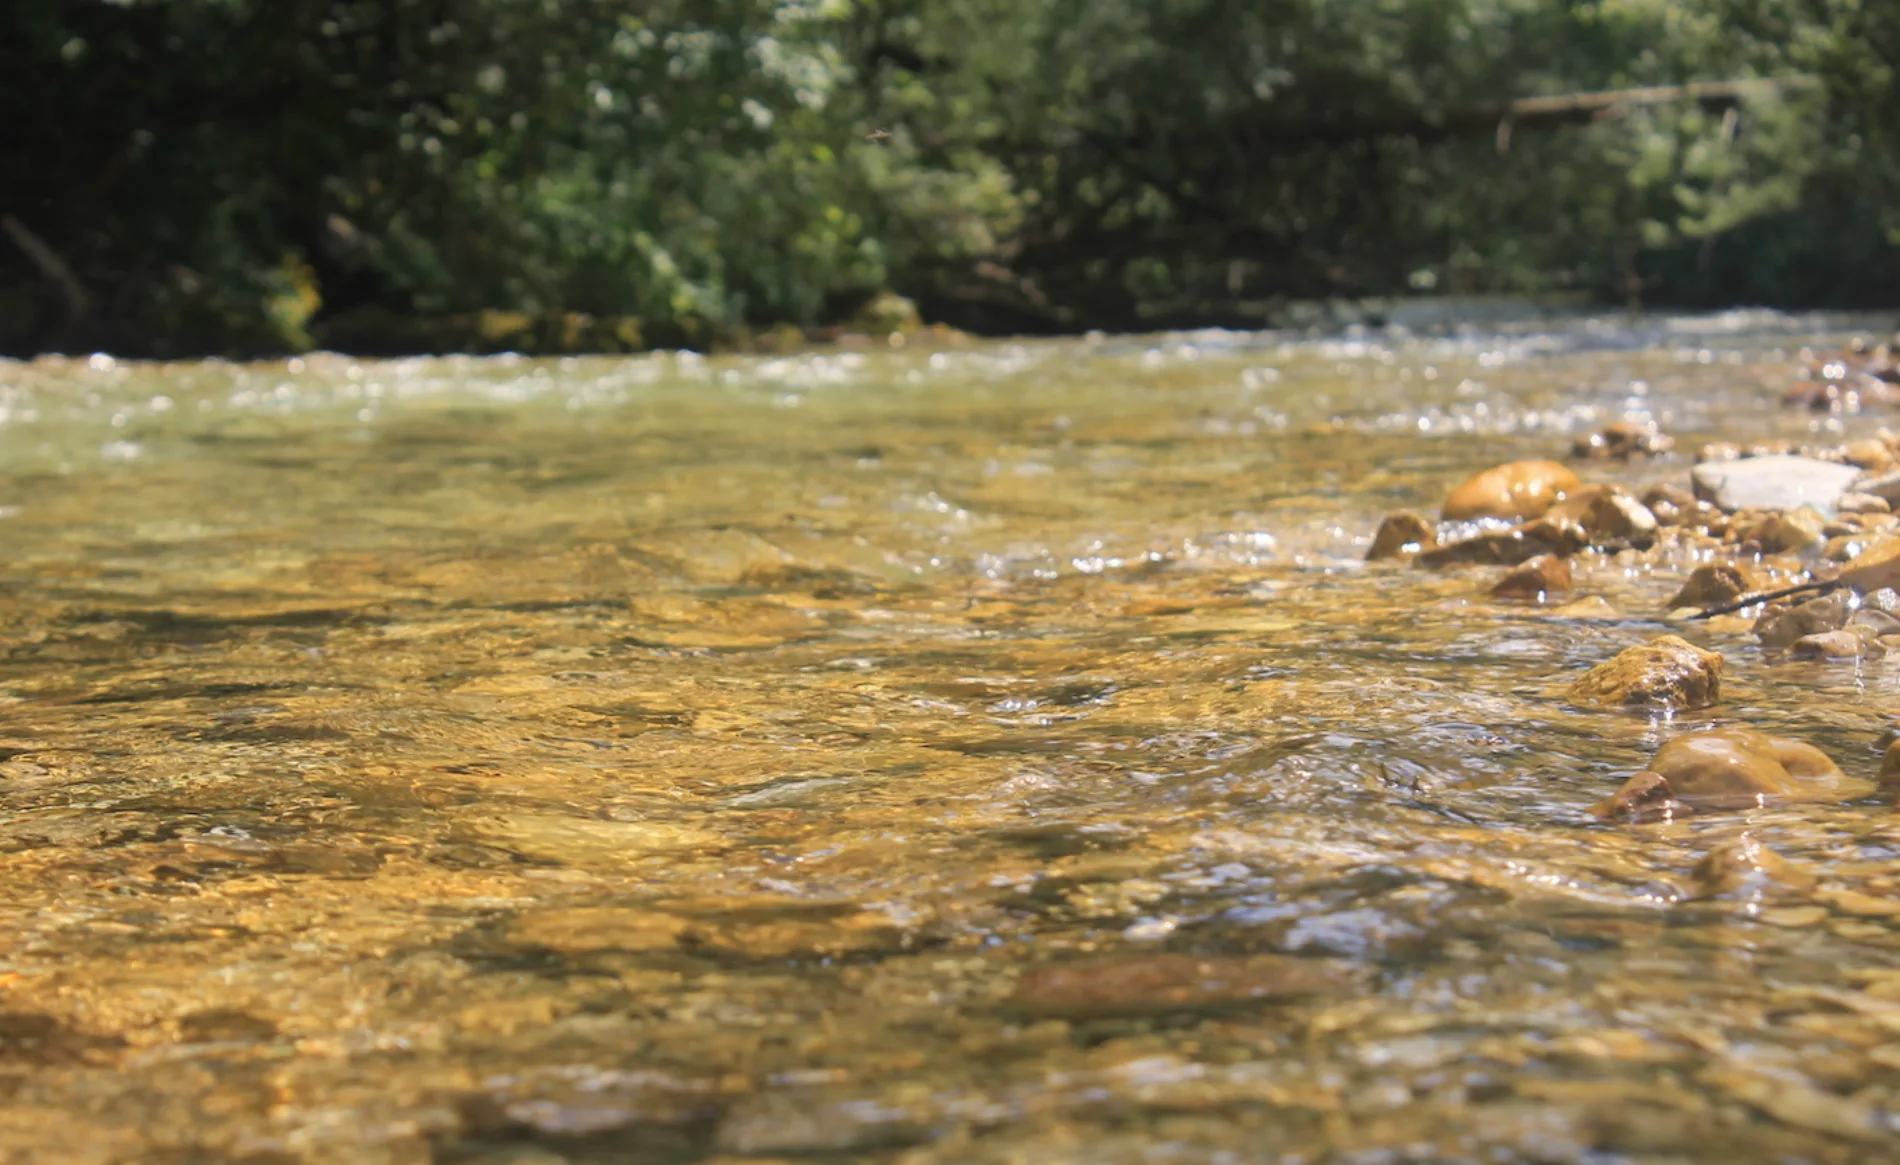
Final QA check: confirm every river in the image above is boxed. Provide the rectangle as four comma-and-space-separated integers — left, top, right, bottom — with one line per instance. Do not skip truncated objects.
2, 312, 1897, 1162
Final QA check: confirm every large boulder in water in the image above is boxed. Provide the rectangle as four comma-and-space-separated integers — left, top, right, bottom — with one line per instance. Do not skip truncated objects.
1568, 635, 1723, 709
1591, 726, 1857, 819
1442, 460, 1580, 522
1690, 455, 1860, 515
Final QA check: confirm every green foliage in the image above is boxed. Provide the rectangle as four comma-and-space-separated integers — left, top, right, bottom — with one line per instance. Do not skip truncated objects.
0, 0, 1895, 355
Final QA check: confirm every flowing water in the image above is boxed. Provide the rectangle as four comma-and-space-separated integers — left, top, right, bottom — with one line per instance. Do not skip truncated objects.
3, 313, 1900, 1164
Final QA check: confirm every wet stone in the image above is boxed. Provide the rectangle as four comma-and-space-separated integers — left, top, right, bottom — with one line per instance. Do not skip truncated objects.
1789, 630, 1882, 660
1867, 586, 1900, 613
1689, 837, 1817, 901
1838, 491, 1892, 516
1441, 460, 1581, 522
1004, 953, 1349, 1020
1836, 533, 1900, 593
1366, 511, 1437, 561
1755, 592, 1851, 648
1840, 439, 1894, 473
1849, 607, 1900, 636
1572, 419, 1673, 460
1740, 510, 1825, 556
1548, 486, 1658, 548
1567, 635, 1724, 710
1690, 455, 1862, 515
1666, 562, 1754, 611
1643, 483, 1698, 512
1824, 534, 1869, 562
1416, 516, 1589, 568
1853, 469, 1900, 507
1592, 726, 1861, 820
1490, 553, 1571, 601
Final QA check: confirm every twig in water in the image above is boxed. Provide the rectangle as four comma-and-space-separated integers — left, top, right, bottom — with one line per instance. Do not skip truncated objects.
1690, 579, 1835, 619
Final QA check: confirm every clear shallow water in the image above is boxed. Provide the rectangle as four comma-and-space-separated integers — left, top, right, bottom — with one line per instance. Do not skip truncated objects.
2, 313, 1900, 1162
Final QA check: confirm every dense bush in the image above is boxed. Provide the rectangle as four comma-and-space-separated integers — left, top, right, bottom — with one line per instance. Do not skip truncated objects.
1, 0, 1895, 355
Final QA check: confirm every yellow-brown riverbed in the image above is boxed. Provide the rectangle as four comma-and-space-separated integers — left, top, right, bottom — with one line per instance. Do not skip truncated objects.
4, 315, 1900, 1162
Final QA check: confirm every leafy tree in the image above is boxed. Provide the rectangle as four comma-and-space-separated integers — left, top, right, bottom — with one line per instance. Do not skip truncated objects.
1, 0, 1894, 356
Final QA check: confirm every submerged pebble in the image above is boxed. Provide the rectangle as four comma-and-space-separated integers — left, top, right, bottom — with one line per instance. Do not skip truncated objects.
1004, 954, 1350, 1020
1689, 836, 1817, 900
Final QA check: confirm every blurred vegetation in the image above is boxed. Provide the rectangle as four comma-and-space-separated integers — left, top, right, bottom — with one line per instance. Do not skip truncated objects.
2, 0, 1897, 356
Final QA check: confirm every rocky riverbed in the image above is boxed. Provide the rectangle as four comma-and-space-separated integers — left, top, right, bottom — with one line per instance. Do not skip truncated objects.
4, 316, 1900, 1162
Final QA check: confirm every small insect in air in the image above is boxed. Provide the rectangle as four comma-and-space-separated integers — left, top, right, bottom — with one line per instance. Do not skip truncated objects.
864, 128, 892, 143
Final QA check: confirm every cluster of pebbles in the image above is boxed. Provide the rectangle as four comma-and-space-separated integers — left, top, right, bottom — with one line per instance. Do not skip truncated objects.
1364, 409, 1900, 831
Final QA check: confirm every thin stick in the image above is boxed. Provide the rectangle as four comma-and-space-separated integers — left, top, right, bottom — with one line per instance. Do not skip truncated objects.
1690, 579, 1835, 619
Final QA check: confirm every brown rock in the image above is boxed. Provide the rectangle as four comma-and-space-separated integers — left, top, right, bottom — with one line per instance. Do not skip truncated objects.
1441, 460, 1582, 522
1643, 483, 1698, 511
1416, 515, 1590, 568
1837, 533, 1900, 593
1741, 510, 1825, 556
1666, 563, 1754, 611
1846, 490, 1896, 515
1824, 534, 1869, 563
1573, 419, 1674, 460
1490, 553, 1572, 601
1004, 954, 1348, 1020
1841, 439, 1894, 473
1849, 608, 1900, 636
1591, 726, 1858, 819
1689, 837, 1817, 899
1641, 484, 1721, 531
1754, 592, 1851, 648
1367, 511, 1437, 561
1568, 635, 1723, 709
1789, 630, 1881, 660
1880, 738, 1900, 791
1548, 485, 1659, 548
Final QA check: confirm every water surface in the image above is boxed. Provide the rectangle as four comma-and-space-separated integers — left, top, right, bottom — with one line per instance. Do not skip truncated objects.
3, 314, 1900, 1163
